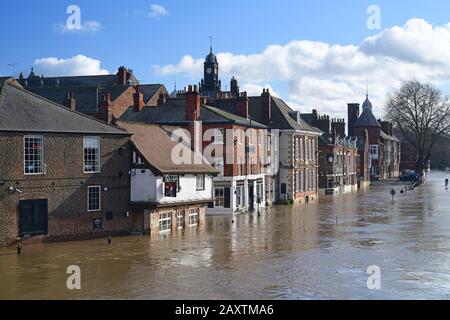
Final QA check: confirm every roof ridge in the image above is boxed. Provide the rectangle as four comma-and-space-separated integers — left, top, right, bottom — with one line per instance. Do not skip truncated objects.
6, 82, 129, 134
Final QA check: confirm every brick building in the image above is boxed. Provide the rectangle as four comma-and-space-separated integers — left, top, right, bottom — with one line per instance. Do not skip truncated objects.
0, 79, 132, 247
15, 67, 168, 123
348, 95, 400, 181
301, 110, 359, 195
116, 120, 217, 235
121, 85, 269, 215
249, 90, 321, 204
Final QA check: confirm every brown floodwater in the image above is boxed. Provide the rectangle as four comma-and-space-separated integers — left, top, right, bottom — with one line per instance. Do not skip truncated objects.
1, 172, 450, 300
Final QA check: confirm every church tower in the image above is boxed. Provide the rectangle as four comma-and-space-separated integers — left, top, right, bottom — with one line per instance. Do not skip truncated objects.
200, 46, 221, 97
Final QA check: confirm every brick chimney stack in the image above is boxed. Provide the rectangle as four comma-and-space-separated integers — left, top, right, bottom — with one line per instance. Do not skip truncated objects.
230, 77, 239, 98
381, 121, 393, 136
98, 93, 112, 123
134, 85, 145, 112
347, 103, 360, 137
236, 91, 249, 119
331, 119, 346, 138
261, 88, 272, 125
314, 114, 331, 134
186, 85, 201, 122
118, 66, 129, 85
64, 92, 76, 111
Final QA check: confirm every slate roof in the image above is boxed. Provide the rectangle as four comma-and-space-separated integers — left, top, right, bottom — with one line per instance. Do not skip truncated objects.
18, 73, 140, 88
353, 109, 381, 128
27, 85, 132, 113
116, 121, 218, 175
120, 104, 267, 128
0, 81, 129, 135
248, 96, 318, 133
140, 84, 165, 103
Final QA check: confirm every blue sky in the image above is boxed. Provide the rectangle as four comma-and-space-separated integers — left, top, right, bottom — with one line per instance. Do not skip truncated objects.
2, 0, 450, 117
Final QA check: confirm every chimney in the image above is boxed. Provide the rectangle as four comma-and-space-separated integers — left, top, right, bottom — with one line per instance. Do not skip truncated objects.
118, 66, 128, 85
186, 85, 201, 121
236, 92, 249, 119
230, 77, 239, 98
98, 93, 112, 123
381, 121, 392, 136
347, 103, 360, 137
64, 92, 76, 111
134, 85, 145, 112
261, 89, 272, 125
314, 114, 331, 134
331, 119, 346, 138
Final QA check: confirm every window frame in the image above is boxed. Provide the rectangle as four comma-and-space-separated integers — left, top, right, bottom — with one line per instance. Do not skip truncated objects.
196, 174, 206, 191
83, 136, 101, 174
159, 212, 172, 233
188, 209, 199, 227
87, 186, 101, 212
214, 187, 225, 207
24, 135, 44, 175
177, 210, 185, 230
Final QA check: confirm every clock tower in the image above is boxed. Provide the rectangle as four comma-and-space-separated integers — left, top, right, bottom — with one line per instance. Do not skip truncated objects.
200, 46, 221, 97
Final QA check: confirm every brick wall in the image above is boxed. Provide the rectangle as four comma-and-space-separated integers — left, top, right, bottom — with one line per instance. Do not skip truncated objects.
0, 132, 132, 246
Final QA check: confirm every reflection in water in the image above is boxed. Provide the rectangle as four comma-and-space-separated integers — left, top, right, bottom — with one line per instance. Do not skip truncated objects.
1, 172, 450, 299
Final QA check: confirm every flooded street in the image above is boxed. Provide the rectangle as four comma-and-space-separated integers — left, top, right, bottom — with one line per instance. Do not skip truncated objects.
1, 171, 450, 300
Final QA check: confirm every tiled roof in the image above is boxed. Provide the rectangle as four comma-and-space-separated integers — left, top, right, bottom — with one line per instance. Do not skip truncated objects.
353, 109, 381, 127
116, 121, 218, 175
0, 81, 129, 135
248, 96, 318, 133
28, 85, 131, 113
120, 104, 267, 128
18, 73, 139, 88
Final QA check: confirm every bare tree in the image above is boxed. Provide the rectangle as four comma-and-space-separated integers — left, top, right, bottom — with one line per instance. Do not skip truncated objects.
386, 80, 450, 175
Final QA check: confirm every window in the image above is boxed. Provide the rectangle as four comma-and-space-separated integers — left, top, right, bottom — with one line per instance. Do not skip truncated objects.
159, 213, 172, 232
84, 137, 101, 173
189, 209, 199, 226
87, 186, 101, 212
215, 188, 225, 207
24, 135, 44, 175
256, 183, 264, 203
236, 186, 244, 207
177, 211, 185, 229
164, 175, 179, 198
300, 171, 305, 192
196, 174, 205, 191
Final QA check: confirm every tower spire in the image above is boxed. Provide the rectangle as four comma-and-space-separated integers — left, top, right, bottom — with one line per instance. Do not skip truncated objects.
209, 36, 213, 53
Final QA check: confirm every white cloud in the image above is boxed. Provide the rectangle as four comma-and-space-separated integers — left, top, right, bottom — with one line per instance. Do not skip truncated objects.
54, 21, 102, 34
33, 55, 109, 76
148, 4, 169, 18
240, 83, 280, 98
153, 18, 450, 118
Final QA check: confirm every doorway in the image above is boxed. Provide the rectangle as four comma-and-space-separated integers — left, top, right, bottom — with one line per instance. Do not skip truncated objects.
19, 199, 48, 237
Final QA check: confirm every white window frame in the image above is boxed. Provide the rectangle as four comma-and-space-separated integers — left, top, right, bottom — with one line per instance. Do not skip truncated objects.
214, 187, 225, 208
159, 212, 172, 233
177, 210, 185, 230
188, 209, 199, 227
236, 186, 244, 207
84, 136, 101, 174
24, 135, 44, 175
87, 186, 101, 212
196, 174, 205, 191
